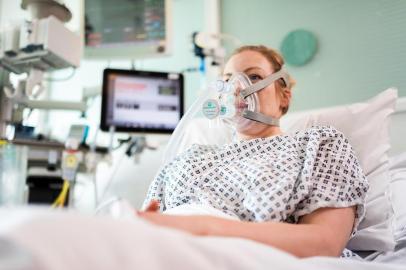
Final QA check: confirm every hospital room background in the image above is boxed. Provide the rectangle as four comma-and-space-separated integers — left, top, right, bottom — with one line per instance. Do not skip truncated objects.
0, 0, 405, 211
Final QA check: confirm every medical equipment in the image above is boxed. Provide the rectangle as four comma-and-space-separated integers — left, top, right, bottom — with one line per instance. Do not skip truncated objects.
0, 0, 82, 139
0, 16, 81, 97
67, 124, 89, 145
22, 137, 79, 207
163, 69, 291, 164
100, 68, 184, 133
0, 0, 88, 208
192, 31, 242, 70
84, 0, 172, 59
21, 0, 72, 23
0, 15, 80, 75
23, 130, 106, 208
61, 139, 83, 182
26, 166, 67, 206
186, 31, 241, 88
95, 196, 135, 219
0, 140, 28, 205
47, 138, 82, 208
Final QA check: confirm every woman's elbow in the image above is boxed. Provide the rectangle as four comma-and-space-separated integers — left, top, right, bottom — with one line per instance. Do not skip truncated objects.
296, 230, 345, 258
316, 230, 346, 257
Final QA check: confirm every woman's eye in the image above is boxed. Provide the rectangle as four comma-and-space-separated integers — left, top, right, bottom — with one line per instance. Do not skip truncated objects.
248, 74, 262, 82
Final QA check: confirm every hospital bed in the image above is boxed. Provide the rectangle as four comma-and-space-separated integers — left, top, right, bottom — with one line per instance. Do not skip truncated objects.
0, 92, 405, 270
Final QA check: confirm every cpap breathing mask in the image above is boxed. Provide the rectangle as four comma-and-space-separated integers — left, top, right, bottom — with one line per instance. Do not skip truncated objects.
163, 69, 291, 164
202, 69, 290, 129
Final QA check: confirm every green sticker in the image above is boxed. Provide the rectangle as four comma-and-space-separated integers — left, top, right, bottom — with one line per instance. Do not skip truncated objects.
220, 105, 227, 115
202, 99, 220, 119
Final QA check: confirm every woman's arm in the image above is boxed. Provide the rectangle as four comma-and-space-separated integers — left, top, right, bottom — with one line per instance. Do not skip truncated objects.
138, 205, 355, 258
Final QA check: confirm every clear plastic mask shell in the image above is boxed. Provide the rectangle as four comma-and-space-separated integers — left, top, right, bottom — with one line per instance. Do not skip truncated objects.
229, 72, 260, 112
225, 73, 261, 132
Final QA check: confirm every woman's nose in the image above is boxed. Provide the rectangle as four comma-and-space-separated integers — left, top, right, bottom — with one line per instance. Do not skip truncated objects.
234, 87, 241, 97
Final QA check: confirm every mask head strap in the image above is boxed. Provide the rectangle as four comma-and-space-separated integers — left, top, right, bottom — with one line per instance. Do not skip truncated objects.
240, 69, 290, 99
242, 110, 280, 126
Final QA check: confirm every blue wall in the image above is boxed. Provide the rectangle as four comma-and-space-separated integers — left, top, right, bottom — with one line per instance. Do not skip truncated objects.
221, 0, 406, 111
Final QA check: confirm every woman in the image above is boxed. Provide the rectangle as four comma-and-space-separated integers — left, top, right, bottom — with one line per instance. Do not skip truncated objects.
138, 45, 369, 258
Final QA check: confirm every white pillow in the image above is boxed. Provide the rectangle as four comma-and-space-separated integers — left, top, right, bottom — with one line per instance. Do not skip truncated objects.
286, 88, 398, 251
389, 152, 406, 235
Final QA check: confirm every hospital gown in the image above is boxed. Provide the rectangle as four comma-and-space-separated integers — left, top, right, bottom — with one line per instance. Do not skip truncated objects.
143, 126, 369, 257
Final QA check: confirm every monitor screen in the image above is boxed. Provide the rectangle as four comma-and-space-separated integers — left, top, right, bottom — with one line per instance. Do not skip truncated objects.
101, 69, 183, 133
84, 0, 171, 59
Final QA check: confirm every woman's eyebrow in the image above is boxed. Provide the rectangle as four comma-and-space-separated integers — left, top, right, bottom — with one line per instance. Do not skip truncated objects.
223, 67, 264, 77
243, 67, 264, 73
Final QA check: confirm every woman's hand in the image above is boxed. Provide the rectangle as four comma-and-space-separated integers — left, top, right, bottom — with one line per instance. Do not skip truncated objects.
137, 211, 214, 236
138, 200, 215, 236
143, 200, 160, 212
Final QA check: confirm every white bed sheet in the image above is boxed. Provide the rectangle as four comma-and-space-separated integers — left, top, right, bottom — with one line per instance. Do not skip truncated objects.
358, 152, 406, 264
362, 230, 406, 265
0, 207, 405, 270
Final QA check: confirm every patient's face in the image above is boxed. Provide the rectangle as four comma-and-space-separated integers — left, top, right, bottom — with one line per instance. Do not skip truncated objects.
223, 50, 284, 137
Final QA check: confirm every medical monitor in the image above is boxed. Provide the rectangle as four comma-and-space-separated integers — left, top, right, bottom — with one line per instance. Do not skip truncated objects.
84, 0, 172, 58
101, 68, 183, 133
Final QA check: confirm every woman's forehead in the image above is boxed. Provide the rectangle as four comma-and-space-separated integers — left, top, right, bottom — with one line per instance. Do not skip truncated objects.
224, 51, 274, 74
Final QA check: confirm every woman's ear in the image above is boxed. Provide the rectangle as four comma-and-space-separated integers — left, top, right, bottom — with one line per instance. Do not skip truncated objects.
280, 88, 292, 109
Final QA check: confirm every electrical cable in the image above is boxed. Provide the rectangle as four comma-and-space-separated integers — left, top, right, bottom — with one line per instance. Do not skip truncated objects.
92, 172, 99, 207
51, 180, 70, 208
22, 108, 34, 124
88, 128, 100, 206
108, 126, 116, 153
97, 150, 127, 206
94, 196, 122, 214
44, 68, 76, 82
180, 67, 199, 73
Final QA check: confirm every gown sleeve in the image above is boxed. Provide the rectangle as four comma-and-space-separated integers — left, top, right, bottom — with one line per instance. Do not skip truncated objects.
292, 127, 369, 235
